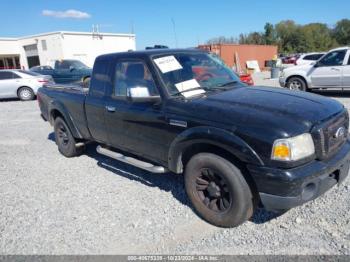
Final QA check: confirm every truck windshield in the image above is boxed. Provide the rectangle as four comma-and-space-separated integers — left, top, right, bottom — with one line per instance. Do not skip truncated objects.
69, 60, 90, 69
152, 52, 241, 97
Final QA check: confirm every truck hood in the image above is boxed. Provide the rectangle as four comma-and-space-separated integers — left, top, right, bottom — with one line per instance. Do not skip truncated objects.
170, 86, 344, 138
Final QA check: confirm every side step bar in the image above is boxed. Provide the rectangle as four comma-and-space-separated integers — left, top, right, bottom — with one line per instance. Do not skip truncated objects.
96, 145, 167, 173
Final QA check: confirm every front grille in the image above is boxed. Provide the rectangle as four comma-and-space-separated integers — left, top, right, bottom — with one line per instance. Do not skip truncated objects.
312, 110, 349, 160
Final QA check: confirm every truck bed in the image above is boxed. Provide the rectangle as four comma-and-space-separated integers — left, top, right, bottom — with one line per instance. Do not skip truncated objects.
38, 84, 91, 139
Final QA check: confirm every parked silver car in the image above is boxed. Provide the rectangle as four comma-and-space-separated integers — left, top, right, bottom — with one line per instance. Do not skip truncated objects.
0, 70, 53, 101
280, 47, 350, 91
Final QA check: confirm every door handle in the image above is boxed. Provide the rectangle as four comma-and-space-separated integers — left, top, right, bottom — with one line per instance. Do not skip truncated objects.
331, 68, 340, 71
105, 105, 116, 112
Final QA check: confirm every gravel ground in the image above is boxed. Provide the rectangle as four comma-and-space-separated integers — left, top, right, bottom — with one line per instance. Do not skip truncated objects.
0, 80, 350, 254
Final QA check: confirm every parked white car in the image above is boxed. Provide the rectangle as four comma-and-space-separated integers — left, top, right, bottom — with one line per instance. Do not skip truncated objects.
295, 52, 325, 66
0, 70, 53, 101
280, 47, 350, 91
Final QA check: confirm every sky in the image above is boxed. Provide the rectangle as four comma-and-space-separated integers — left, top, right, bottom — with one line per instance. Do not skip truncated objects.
1, 0, 349, 49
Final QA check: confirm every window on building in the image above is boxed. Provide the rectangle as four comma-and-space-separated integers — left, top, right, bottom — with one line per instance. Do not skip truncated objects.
41, 40, 47, 51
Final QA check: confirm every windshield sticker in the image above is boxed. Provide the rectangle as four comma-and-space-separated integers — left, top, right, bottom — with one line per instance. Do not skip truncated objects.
175, 79, 205, 98
154, 56, 183, 73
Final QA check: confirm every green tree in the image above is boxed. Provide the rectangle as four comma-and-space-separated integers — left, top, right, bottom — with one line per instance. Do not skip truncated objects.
264, 22, 277, 45
205, 18, 348, 54
239, 32, 265, 45
275, 20, 301, 53
299, 23, 336, 52
333, 19, 350, 45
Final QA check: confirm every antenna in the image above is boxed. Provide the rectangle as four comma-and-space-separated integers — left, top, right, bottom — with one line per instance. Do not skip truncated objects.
130, 20, 134, 34
92, 24, 102, 40
171, 18, 178, 48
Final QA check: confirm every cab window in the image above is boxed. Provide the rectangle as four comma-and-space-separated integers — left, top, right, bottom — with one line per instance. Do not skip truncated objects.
113, 60, 158, 97
318, 50, 346, 66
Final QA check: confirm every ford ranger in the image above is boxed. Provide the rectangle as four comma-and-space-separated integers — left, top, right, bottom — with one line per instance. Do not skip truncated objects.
37, 49, 350, 227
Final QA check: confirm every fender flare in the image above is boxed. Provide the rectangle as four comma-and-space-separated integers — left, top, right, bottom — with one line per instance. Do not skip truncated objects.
168, 126, 264, 173
48, 100, 83, 139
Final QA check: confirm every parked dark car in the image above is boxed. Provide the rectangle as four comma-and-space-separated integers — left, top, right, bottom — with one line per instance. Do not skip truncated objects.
31, 59, 92, 87
37, 49, 350, 228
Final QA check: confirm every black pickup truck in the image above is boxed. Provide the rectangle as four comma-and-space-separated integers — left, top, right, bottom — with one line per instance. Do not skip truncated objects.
37, 49, 350, 227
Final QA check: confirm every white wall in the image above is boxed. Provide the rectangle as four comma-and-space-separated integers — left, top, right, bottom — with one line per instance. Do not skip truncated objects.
35, 34, 64, 67
0, 39, 20, 55
0, 32, 136, 69
0, 39, 25, 68
61, 33, 136, 67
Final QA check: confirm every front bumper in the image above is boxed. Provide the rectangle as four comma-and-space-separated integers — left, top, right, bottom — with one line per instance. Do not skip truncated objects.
247, 139, 350, 211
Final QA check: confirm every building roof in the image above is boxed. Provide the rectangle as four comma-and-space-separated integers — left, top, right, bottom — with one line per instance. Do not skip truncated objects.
0, 31, 135, 41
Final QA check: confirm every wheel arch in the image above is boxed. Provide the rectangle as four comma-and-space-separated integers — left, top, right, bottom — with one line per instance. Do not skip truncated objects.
168, 126, 264, 174
17, 86, 34, 96
285, 75, 309, 89
49, 102, 83, 139
170, 127, 262, 205
81, 75, 91, 82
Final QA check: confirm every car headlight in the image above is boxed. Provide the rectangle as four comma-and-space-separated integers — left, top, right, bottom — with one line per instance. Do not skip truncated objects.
280, 70, 285, 78
271, 133, 315, 161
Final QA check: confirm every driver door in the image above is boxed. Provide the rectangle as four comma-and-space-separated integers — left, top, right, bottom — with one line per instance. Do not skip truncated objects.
310, 49, 346, 88
104, 59, 169, 163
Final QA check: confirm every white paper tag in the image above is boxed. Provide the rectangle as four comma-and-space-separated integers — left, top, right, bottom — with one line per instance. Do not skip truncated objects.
129, 87, 150, 97
153, 56, 183, 73
175, 79, 205, 98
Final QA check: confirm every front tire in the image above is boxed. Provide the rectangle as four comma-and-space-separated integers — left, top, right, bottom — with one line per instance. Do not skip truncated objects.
184, 153, 254, 227
54, 117, 84, 157
18, 87, 35, 101
287, 77, 307, 91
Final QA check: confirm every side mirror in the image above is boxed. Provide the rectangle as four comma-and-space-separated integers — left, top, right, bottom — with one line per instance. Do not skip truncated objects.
69, 66, 76, 71
127, 87, 161, 103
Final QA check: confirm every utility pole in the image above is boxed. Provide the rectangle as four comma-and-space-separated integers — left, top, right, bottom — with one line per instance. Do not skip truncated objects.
130, 20, 134, 34
171, 18, 178, 48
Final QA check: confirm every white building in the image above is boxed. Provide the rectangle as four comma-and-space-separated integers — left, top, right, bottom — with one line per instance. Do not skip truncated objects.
0, 31, 136, 69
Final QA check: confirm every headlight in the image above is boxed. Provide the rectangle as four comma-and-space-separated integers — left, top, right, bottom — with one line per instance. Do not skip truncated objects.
271, 133, 315, 161
280, 70, 285, 77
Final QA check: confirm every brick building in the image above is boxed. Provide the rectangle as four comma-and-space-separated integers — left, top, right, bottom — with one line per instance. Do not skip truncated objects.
198, 44, 278, 72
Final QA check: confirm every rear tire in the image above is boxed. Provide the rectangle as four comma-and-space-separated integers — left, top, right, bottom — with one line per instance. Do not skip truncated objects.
287, 77, 307, 91
18, 87, 35, 101
184, 153, 254, 227
54, 117, 84, 157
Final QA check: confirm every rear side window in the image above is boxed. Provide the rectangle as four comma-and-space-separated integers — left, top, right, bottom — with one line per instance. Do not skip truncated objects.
55, 60, 71, 69
0, 71, 20, 80
303, 55, 315, 60
89, 58, 110, 96
17, 70, 40, 76
313, 54, 324, 60
303, 54, 324, 61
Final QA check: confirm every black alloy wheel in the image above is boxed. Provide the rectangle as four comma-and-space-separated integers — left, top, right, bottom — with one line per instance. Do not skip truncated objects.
195, 168, 232, 213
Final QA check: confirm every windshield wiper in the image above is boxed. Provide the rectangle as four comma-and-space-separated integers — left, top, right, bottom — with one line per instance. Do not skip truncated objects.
218, 80, 239, 87
172, 87, 208, 97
